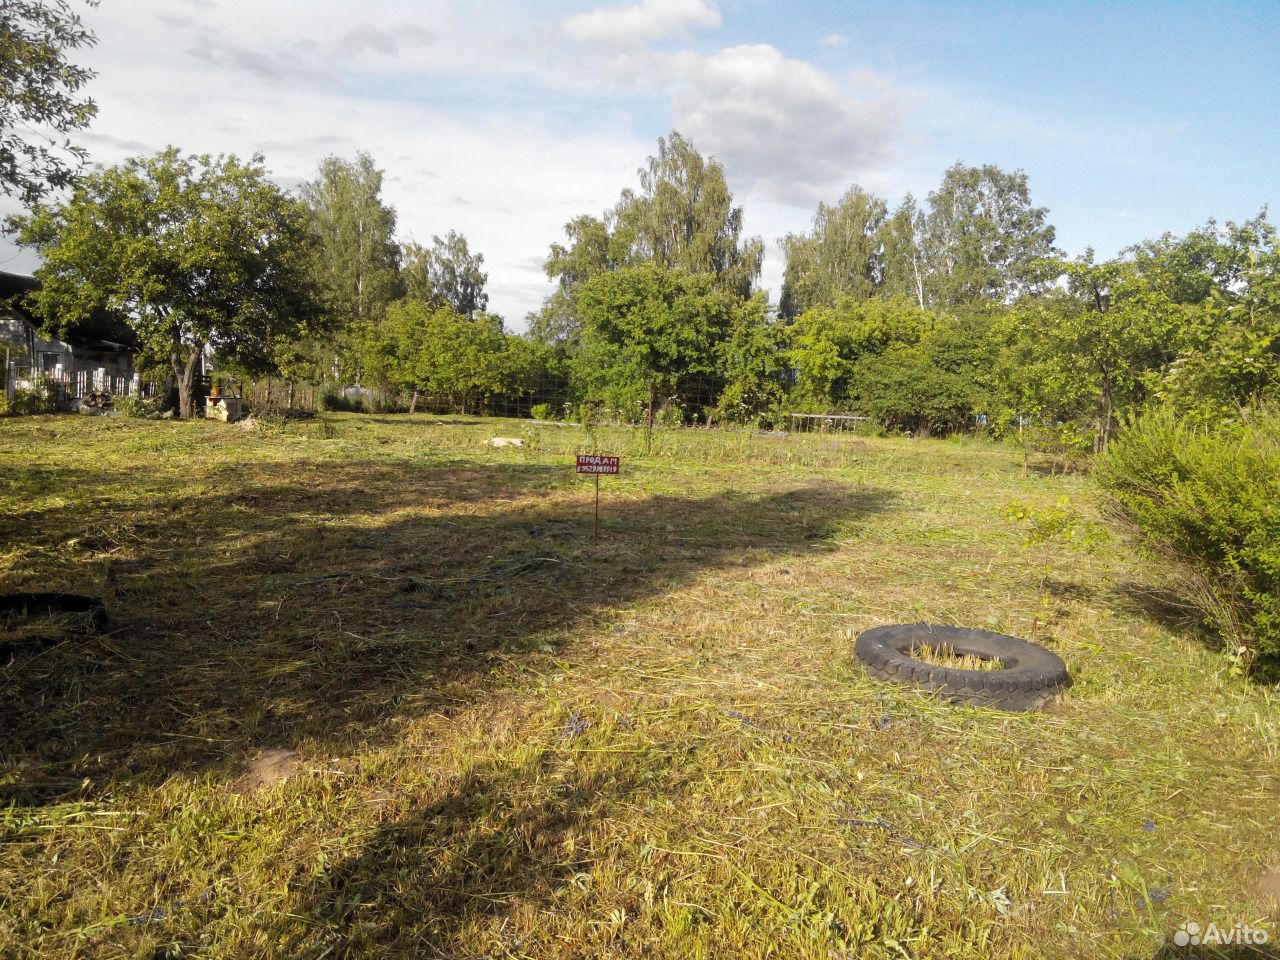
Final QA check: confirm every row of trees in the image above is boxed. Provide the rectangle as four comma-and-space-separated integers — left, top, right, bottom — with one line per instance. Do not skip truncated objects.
526, 135, 1277, 448
8, 148, 505, 418
5, 82, 1276, 440
3, 3, 1277, 445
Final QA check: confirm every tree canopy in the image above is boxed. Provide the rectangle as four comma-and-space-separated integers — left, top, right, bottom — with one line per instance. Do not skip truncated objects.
298, 153, 401, 384
402, 230, 489, 316
14, 148, 321, 418
918, 162, 1058, 308
544, 132, 763, 347
575, 262, 739, 430
0, 0, 98, 206
778, 186, 890, 318
366, 300, 538, 414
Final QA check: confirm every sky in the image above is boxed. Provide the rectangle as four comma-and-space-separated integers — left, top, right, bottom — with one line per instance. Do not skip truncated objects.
3, 0, 1278, 329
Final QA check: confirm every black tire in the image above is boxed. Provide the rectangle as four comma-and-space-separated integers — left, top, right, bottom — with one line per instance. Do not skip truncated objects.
855, 623, 1069, 712
0, 593, 109, 633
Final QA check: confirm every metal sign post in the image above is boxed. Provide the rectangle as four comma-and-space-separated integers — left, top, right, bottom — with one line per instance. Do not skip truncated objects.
575, 455, 620, 538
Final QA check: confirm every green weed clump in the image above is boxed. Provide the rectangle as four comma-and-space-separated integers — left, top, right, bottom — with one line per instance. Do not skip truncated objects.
2, 379, 59, 416
319, 387, 366, 412
114, 393, 169, 419
1097, 405, 1280, 672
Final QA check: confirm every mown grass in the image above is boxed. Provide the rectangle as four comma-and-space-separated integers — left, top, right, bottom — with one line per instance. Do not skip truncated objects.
1, 412, 1277, 959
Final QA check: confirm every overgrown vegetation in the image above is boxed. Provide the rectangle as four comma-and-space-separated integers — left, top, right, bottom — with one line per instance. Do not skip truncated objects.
1097, 406, 1280, 674
113, 392, 167, 419
1, 415, 1276, 958
0, 378, 59, 415
7, 128, 1277, 443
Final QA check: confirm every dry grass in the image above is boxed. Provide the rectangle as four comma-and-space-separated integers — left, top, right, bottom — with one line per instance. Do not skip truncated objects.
1, 412, 1278, 959
912, 643, 1005, 671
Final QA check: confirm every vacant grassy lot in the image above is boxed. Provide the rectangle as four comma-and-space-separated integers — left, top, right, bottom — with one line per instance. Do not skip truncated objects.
1, 414, 1277, 959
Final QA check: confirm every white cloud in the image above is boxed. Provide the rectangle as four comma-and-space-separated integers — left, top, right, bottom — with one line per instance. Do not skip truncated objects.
820, 33, 847, 47
0, 0, 915, 323
563, 0, 720, 46
611, 44, 906, 206
336, 23, 437, 58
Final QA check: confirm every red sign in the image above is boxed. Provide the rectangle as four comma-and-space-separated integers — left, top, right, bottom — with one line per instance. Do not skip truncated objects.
576, 454, 620, 475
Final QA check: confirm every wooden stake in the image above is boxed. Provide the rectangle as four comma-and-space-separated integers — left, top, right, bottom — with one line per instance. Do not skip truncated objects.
594, 474, 600, 538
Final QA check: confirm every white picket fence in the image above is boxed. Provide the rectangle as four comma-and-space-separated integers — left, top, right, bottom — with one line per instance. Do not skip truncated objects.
4, 364, 159, 402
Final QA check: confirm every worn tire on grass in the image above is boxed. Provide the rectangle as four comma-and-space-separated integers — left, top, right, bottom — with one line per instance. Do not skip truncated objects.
855, 623, 1068, 712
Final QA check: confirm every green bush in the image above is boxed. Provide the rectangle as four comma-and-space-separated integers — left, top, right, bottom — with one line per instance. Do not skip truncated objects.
115, 393, 169, 419
319, 388, 366, 413
3, 380, 60, 416
530, 402, 556, 421
1096, 406, 1280, 672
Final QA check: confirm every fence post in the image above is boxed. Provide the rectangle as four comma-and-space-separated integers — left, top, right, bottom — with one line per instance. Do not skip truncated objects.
4, 351, 13, 404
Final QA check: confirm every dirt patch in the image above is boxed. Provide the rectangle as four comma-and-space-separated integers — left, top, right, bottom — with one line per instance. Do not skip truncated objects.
236, 748, 302, 792
1260, 865, 1280, 914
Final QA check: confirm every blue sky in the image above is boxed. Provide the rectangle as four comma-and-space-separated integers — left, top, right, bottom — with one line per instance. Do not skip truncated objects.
2, 0, 1276, 326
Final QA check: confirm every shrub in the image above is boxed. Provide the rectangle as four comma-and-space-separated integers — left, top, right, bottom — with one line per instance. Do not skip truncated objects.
319, 388, 366, 413
1096, 406, 1280, 672
3, 379, 60, 416
1018, 421, 1093, 475
530, 402, 556, 421
115, 393, 168, 419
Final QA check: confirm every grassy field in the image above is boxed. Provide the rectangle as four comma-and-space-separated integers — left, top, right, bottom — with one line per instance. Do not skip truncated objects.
1, 413, 1277, 959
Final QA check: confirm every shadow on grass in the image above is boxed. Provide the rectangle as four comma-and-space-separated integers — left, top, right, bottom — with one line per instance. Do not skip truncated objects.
1143, 942, 1279, 959
301, 751, 646, 956
1043, 577, 1100, 603
362, 417, 486, 426
1111, 581, 1204, 637
1110, 580, 1280, 686
0, 456, 894, 807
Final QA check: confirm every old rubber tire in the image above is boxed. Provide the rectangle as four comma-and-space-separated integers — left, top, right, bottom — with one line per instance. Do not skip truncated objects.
0, 593, 109, 632
855, 623, 1068, 712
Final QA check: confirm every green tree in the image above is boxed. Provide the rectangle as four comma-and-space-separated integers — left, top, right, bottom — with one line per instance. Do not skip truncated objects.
299, 153, 400, 384
370, 301, 537, 414
14, 148, 320, 418
545, 213, 631, 295
1, 0, 98, 205
877, 195, 928, 307
575, 263, 737, 435
778, 185, 889, 318
401, 230, 489, 316
621, 132, 763, 298
919, 162, 1058, 308
544, 131, 763, 348
850, 311, 995, 435
1013, 254, 1177, 450
714, 293, 788, 426
1138, 213, 1280, 418
787, 297, 933, 409
526, 287, 581, 352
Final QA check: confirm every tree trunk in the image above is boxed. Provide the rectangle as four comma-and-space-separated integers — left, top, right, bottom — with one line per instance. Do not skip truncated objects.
911, 253, 926, 309
1097, 370, 1114, 454
171, 345, 202, 419
646, 380, 656, 453
409, 388, 419, 414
